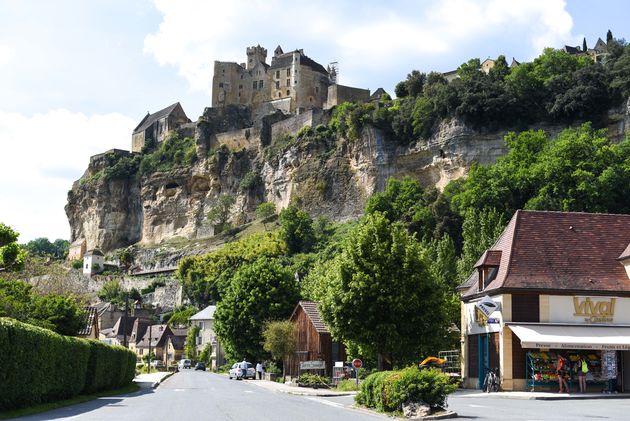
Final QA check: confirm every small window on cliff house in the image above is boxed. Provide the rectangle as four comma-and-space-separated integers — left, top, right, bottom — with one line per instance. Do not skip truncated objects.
253, 81, 258, 89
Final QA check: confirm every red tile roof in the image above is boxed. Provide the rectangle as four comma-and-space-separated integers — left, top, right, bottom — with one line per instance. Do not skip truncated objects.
290, 301, 329, 334
619, 243, 630, 261
461, 210, 630, 299
474, 250, 502, 268
77, 306, 98, 336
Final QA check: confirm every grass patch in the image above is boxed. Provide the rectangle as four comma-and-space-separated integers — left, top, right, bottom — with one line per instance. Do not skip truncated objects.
336, 379, 359, 392
0, 383, 139, 420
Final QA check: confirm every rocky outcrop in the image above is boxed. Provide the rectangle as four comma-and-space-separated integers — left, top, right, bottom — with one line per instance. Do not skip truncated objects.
66, 101, 629, 253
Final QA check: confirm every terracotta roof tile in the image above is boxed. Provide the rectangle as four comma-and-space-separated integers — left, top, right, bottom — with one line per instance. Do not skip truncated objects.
77, 306, 98, 336
619, 243, 630, 261
462, 210, 630, 299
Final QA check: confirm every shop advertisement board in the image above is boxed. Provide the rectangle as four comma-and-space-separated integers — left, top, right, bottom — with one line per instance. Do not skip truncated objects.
465, 295, 503, 335
548, 295, 630, 324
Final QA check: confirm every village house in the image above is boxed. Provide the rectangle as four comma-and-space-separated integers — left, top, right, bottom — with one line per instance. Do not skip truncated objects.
164, 328, 187, 366
459, 210, 630, 392
190, 305, 225, 370
83, 249, 104, 275
286, 301, 346, 378
135, 324, 173, 361
131, 102, 191, 152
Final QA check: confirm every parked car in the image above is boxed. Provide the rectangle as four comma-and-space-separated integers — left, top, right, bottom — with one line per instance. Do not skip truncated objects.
150, 360, 165, 368
179, 359, 192, 369
228, 362, 255, 379
195, 362, 206, 371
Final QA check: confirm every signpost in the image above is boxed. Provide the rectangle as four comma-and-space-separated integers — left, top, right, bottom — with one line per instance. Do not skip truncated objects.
352, 358, 362, 388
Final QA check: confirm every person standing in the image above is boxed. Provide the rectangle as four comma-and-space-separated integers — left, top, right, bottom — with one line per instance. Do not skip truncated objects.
556, 354, 569, 393
239, 359, 249, 379
256, 362, 264, 380
577, 355, 588, 393
602, 350, 617, 393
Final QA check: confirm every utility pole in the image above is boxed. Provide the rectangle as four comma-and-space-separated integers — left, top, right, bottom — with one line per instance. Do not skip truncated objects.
148, 320, 153, 374
122, 293, 129, 348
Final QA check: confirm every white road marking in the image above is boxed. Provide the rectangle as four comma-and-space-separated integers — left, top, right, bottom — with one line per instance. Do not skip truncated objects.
468, 404, 489, 408
304, 397, 344, 408
244, 390, 254, 393
174, 389, 185, 392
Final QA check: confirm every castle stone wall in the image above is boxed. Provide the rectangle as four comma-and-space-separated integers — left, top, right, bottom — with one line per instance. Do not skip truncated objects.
270, 109, 323, 144
325, 84, 371, 109
215, 127, 261, 151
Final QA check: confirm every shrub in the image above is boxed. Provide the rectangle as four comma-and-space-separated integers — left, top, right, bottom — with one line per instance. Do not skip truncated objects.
71, 259, 83, 269
0, 317, 136, 410
356, 367, 457, 413
297, 373, 330, 386
336, 379, 359, 392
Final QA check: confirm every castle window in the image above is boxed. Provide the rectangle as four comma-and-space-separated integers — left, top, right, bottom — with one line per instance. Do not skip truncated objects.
219, 83, 223, 88
275, 70, 280, 79
239, 84, 242, 89
259, 80, 264, 88
286, 68, 290, 76
286, 89, 290, 96
277, 92, 281, 97
286, 79, 290, 87
240, 75, 243, 79
253, 81, 258, 89
275, 81, 280, 89
315, 86, 319, 93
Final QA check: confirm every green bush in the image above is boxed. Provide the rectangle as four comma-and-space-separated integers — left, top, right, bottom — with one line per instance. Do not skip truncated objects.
71, 259, 83, 269
0, 317, 136, 410
356, 367, 456, 413
297, 373, 330, 386
336, 379, 359, 391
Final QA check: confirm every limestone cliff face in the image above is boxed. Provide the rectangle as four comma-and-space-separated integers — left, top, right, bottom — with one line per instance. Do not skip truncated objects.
66, 99, 629, 253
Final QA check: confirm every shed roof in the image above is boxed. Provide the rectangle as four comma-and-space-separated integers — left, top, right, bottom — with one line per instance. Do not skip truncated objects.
290, 301, 329, 334
190, 305, 216, 321
77, 306, 98, 336
461, 210, 630, 299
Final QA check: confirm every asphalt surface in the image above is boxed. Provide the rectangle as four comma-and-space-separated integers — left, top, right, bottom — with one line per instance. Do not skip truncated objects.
10, 370, 383, 421
447, 390, 630, 420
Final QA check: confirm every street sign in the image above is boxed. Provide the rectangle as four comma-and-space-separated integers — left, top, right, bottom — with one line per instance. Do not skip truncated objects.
352, 358, 363, 369
300, 360, 326, 370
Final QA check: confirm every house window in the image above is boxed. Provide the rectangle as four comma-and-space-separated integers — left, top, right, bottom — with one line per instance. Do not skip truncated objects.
286, 79, 290, 87
196, 336, 202, 345
199, 321, 204, 330
259, 80, 264, 88
275, 81, 280, 89
85, 264, 88, 269
286, 68, 290, 76
253, 81, 257, 89
275, 70, 280, 78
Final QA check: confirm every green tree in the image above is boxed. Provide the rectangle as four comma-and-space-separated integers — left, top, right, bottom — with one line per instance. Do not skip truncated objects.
394, 81, 409, 98
255, 202, 276, 230
607, 29, 613, 44
97, 280, 123, 304
166, 305, 198, 327
279, 205, 315, 255
207, 194, 236, 232
319, 213, 447, 369
185, 324, 201, 360
583, 37, 588, 53
262, 320, 297, 380
0, 223, 26, 271
405, 70, 426, 97
214, 257, 299, 361
198, 343, 212, 365
29, 294, 87, 336
610, 47, 630, 98
117, 247, 134, 272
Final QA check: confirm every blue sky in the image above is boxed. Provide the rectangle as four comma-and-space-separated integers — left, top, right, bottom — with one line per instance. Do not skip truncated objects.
0, 0, 628, 243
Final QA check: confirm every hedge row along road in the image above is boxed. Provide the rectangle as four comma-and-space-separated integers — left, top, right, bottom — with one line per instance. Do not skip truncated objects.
0, 317, 136, 411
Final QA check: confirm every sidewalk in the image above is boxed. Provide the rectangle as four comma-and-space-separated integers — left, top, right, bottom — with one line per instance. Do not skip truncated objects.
133, 371, 174, 389
454, 389, 630, 400
245, 379, 358, 397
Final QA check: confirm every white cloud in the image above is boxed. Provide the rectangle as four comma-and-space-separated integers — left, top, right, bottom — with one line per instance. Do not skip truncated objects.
144, 0, 577, 95
0, 45, 14, 65
0, 110, 135, 242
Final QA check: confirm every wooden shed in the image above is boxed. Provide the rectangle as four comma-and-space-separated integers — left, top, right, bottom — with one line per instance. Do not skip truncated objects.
286, 301, 346, 377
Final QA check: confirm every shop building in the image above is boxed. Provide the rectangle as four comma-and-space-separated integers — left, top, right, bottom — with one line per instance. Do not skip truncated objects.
459, 210, 630, 391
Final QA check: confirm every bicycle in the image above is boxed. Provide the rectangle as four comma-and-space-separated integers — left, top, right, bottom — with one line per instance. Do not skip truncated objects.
483, 367, 500, 393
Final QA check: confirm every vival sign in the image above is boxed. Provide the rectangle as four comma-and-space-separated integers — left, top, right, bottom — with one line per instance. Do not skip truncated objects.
573, 297, 615, 323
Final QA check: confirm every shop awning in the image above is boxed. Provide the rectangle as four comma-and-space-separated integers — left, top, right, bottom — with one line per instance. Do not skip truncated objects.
508, 324, 630, 351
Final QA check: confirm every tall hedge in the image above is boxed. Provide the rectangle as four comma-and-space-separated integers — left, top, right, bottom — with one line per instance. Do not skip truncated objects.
0, 318, 136, 411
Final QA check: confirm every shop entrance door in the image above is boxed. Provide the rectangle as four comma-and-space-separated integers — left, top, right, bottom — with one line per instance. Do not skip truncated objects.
622, 351, 630, 392
477, 334, 489, 389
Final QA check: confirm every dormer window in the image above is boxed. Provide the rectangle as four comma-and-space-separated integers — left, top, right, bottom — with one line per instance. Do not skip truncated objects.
474, 250, 502, 291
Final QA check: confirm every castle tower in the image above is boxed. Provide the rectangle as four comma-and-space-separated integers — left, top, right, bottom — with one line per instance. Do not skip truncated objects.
246, 45, 267, 70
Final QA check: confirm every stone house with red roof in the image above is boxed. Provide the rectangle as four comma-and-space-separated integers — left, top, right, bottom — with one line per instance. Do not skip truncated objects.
459, 210, 630, 392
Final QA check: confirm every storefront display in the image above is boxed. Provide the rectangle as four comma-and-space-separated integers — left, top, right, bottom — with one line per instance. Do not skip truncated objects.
526, 351, 604, 391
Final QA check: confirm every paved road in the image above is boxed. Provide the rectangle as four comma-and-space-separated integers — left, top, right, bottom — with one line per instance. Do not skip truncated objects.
447, 390, 630, 420
12, 370, 383, 421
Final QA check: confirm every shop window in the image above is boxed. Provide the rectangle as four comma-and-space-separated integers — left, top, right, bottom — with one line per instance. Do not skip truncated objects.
468, 335, 479, 378
512, 334, 527, 379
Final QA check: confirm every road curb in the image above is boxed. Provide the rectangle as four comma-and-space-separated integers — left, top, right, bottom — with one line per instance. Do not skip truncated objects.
151, 371, 175, 388
245, 379, 357, 397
